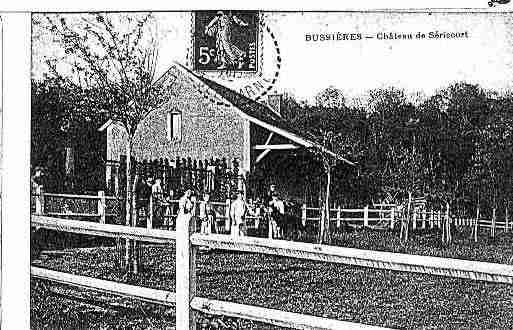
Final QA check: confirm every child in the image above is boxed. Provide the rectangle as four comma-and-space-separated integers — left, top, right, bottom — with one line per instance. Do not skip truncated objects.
198, 193, 213, 235
230, 190, 247, 238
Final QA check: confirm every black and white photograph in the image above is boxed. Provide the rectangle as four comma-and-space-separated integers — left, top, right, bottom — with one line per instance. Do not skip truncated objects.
16, 5, 513, 329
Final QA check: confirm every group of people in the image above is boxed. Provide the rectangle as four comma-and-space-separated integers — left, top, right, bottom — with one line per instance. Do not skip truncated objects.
175, 189, 220, 234
173, 183, 287, 239
134, 175, 287, 239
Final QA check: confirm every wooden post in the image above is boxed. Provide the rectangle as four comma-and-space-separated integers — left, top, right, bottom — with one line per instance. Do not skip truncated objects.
490, 206, 497, 237
225, 199, 231, 232
363, 206, 369, 228
114, 165, 120, 196
301, 204, 307, 227
506, 206, 509, 233
429, 210, 434, 229
336, 206, 341, 229
176, 207, 197, 330
421, 210, 426, 229
474, 207, 480, 243
35, 186, 44, 215
401, 194, 411, 241
443, 202, 451, 244
390, 207, 395, 230
98, 191, 106, 224
148, 194, 154, 229
130, 177, 139, 274
412, 208, 417, 231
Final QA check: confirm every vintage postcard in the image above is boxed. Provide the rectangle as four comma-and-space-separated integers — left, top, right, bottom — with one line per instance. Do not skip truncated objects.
1, 3, 513, 329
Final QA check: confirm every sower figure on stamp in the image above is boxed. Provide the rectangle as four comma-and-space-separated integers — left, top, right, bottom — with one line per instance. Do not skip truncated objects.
230, 190, 247, 238
205, 11, 249, 70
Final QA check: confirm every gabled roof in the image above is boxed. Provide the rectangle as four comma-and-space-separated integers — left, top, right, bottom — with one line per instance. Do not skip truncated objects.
174, 63, 355, 166
99, 62, 355, 166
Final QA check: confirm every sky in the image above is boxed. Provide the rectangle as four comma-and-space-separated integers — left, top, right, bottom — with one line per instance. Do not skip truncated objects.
32, 11, 513, 103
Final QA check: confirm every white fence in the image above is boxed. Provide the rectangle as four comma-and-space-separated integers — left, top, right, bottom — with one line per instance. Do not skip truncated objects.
32, 214, 513, 329
32, 191, 261, 232
33, 191, 510, 241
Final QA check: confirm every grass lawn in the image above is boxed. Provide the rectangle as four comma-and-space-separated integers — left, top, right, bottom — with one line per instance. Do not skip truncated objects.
327, 227, 513, 264
32, 238, 513, 330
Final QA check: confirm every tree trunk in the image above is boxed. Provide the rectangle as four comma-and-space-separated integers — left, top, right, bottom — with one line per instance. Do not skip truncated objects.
318, 166, 331, 244
64, 135, 75, 192
124, 138, 133, 271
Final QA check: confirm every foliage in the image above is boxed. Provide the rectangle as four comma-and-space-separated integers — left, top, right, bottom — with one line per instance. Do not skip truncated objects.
314, 85, 346, 109
34, 12, 180, 272
37, 13, 176, 137
281, 82, 513, 218
31, 78, 106, 192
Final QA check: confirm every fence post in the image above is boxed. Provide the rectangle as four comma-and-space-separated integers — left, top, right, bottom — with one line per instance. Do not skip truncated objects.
98, 191, 106, 224
336, 206, 341, 229
412, 208, 417, 231
225, 199, 231, 232
35, 186, 45, 215
444, 202, 451, 244
301, 204, 307, 227
390, 207, 395, 230
429, 210, 434, 229
363, 206, 369, 228
491, 207, 496, 238
422, 210, 426, 229
474, 206, 480, 243
148, 194, 154, 229
506, 206, 509, 233
176, 208, 197, 330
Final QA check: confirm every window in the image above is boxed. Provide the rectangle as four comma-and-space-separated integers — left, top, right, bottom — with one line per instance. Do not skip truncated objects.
166, 110, 182, 141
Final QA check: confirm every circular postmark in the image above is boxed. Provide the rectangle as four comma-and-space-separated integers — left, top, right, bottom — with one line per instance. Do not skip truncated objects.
187, 11, 282, 104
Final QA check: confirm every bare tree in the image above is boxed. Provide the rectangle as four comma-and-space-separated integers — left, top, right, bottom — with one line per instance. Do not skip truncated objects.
311, 131, 359, 244
39, 13, 176, 272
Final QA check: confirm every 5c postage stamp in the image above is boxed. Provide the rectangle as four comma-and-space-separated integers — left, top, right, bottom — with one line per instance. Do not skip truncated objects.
193, 11, 259, 72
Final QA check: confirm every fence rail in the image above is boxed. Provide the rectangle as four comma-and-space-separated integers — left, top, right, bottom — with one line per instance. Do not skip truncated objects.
32, 215, 401, 329
31, 215, 513, 329
31, 267, 176, 306
33, 215, 176, 244
34, 190, 511, 238
31, 266, 386, 330
32, 215, 513, 284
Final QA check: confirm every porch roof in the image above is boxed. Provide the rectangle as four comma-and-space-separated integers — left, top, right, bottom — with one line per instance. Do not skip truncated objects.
175, 63, 355, 166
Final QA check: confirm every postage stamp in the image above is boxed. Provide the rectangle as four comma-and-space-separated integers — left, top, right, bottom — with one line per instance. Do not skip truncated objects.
193, 10, 259, 72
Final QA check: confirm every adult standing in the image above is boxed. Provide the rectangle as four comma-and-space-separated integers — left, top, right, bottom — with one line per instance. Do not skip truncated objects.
265, 184, 277, 205
269, 193, 285, 239
230, 190, 247, 238
198, 192, 214, 235
151, 178, 164, 228
176, 189, 195, 230
135, 176, 153, 227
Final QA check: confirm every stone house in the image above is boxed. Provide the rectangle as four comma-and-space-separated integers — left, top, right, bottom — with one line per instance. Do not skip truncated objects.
100, 62, 353, 201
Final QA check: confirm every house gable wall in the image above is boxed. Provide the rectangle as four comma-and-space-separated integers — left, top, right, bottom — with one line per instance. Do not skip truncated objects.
107, 66, 247, 165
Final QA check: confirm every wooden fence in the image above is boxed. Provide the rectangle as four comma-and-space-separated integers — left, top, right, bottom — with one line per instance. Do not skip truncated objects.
32, 191, 122, 224
303, 205, 510, 237
108, 156, 246, 201
31, 215, 513, 329
32, 190, 263, 235
33, 189, 510, 241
